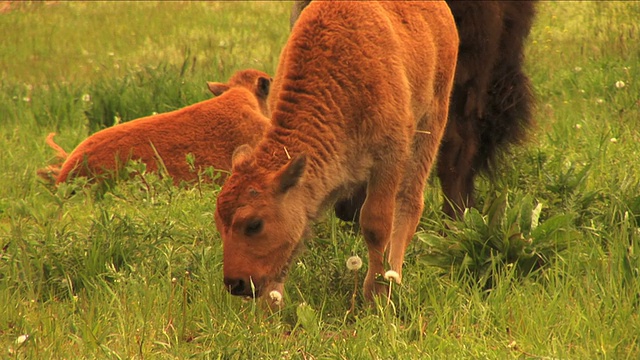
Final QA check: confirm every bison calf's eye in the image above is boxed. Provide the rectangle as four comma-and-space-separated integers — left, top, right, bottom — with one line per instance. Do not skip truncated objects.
244, 219, 264, 236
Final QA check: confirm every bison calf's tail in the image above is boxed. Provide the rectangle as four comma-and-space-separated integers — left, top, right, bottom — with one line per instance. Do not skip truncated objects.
37, 133, 69, 184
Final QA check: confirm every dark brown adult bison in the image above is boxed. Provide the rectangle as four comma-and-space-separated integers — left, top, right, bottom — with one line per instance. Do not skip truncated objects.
292, 0, 537, 220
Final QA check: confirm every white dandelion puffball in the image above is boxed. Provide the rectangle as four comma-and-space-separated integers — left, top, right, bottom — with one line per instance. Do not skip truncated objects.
615, 80, 625, 89
16, 334, 28, 344
384, 270, 401, 284
346, 255, 363, 271
269, 290, 282, 306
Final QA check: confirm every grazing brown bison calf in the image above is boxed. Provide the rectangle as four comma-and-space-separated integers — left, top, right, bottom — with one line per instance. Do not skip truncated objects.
292, 1, 537, 220
40, 69, 272, 185
215, 1, 459, 301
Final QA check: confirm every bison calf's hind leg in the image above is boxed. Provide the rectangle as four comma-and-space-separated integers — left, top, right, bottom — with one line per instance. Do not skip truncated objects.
359, 166, 404, 300
388, 103, 451, 281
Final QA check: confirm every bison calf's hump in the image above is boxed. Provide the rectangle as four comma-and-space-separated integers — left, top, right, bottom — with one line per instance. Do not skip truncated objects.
216, 1, 459, 302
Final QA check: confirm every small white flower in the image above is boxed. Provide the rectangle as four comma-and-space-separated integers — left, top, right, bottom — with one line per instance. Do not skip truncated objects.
574, 124, 582, 129
615, 80, 625, 89
346, 255, 362, 271
16, 334, 28, 344
171, 277, 177, 284
574, 66, 582, 72
610, 137, 618, 143
384, 270, 401, 284
596, 98, 605, 104
269, 290, 282, 306
108, 51, 115, 56
22, 97, 31, 102
81, 94, 91, 102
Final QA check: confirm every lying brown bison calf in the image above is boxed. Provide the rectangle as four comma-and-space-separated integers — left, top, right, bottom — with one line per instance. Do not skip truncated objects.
292, 1, 537, 220
40, 69, 272, 185
215, 1, 459, 302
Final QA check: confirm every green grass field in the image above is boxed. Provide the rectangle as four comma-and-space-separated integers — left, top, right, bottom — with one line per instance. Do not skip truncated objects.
1, 1, 639, 358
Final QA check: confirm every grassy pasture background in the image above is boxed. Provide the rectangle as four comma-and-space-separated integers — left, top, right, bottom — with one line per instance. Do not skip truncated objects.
1, 1, 639, 358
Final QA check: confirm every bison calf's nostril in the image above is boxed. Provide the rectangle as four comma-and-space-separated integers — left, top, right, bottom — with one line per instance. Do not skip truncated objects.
224, 277, 251, 296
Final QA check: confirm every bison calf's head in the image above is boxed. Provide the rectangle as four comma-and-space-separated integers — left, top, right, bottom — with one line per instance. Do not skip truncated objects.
215, 145, 308, 298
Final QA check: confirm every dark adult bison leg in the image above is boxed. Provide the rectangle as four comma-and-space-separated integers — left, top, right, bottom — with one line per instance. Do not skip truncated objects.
436, 2, 502, 219
436, 106, 479, 219
334, 185, 366, 222
290, 0, 311, 29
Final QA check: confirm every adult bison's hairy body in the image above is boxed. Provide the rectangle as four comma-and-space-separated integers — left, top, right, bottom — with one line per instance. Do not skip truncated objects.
41, 69, 271, 186
292, 0, 537, 219
216, 1, 459, 302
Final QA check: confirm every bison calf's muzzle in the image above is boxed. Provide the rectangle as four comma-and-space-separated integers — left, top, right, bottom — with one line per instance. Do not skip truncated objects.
224, 277, 256, 297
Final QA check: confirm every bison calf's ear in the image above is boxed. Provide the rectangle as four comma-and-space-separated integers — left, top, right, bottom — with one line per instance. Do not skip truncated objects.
207, 82, 230, 96
276, 154, 306, 194
231, 144, 254, 172
256, 77, 271, 99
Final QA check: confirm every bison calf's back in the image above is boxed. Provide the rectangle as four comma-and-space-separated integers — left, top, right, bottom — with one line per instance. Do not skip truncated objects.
215, 1, 459, 303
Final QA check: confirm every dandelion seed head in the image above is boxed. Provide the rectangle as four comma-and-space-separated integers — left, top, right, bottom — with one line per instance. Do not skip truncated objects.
16, 334, 28, 344
384, 270, 401, 284
269, 290, 282, 306
346, 255, 362, 271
